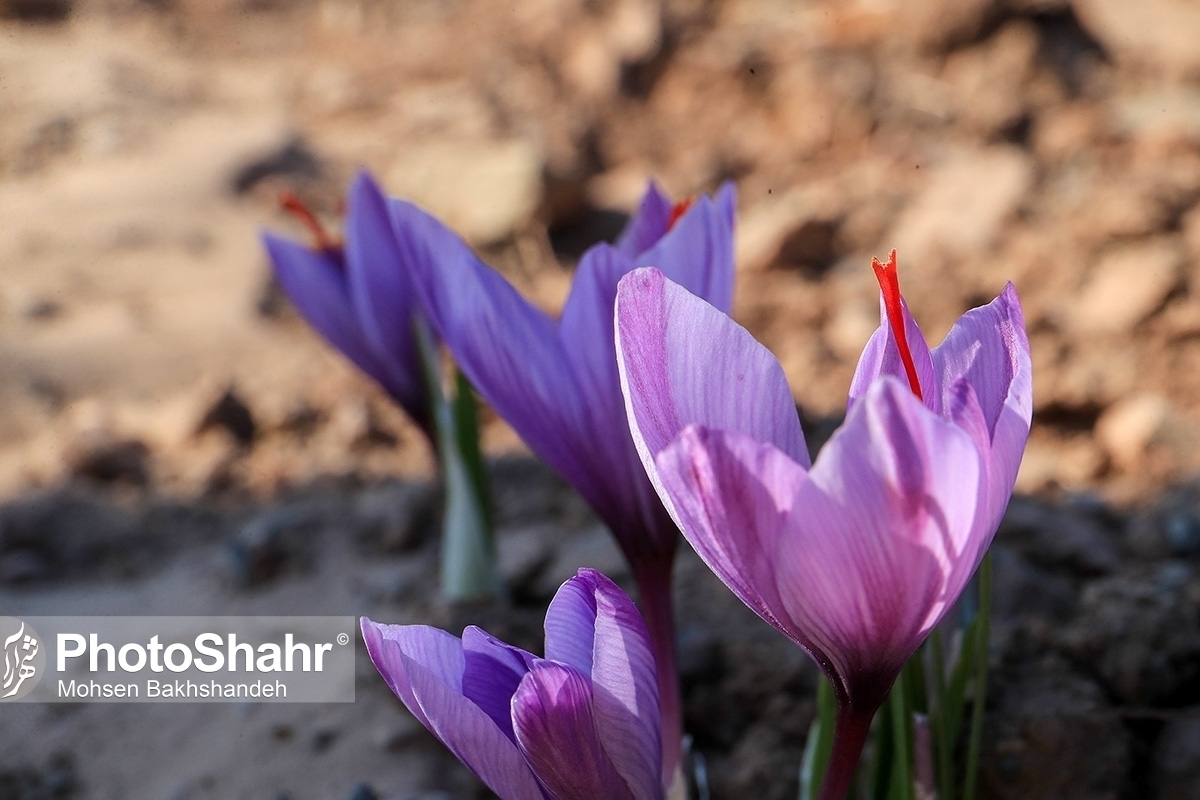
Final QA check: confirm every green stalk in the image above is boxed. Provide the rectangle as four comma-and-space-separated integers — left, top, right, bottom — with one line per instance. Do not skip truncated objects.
929, 628, 953, 799
889, 671, 912, 800
962, 554, 992, 800
800, 676, 838, 800
415, 321, 498, 602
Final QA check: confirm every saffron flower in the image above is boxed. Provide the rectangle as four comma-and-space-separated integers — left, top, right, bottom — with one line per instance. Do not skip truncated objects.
389, 181, 735, 780
615, 255, 1031, 800
262, 171, 432, 439
361, 568, 663, 800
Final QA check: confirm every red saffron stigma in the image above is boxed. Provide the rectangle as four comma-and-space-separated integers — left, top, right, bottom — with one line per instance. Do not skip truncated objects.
666, 198, 694, 231
279, 191, 340, 253
871, 249, 923, 401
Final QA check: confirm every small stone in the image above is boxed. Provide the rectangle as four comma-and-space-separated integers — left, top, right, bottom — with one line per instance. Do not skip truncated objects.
676, 624, 722, 683
345, 784, 379, 800
1110, 87, 1200, 144
891, 0, 999, 50
533, 526, 629, 599
774, 218, 840, 275
374, 717, 424, 753
1058, 569, 1200, 705
1094, 394, 1172, 470
0, 0, 71, 22
224, 504, 322, 588
734, 184, 842, 273
69, 437, 151, 485
230, 137, 322, 195
310, 727, 338, 753
889, 147, 1033, 268
941, 21, 1038, 136
989, 545, 1076, 621
1073, 0, 1200, 79
497, 524, 557, 598
0, 550, 53, 584
1154, 714, 1200, 799
981, 657, 1131, 800
998, 495, 1121, 576
354, 481, 440, 554
386, 139, 543, 245
1070, 240, 1182, 336
197, 388, 256, 446
1165, 513, 1200, 555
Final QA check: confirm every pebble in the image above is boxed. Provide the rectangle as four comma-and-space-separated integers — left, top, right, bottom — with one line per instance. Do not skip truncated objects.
496, 524, 557, 598
1059, 569, 1200, 705
386, 139, 543, 245
1094, 394, 1172, 471
353, 481, 440, 554
1153, 714, 1200, 799
1073, 0, 1200, 79
1070, 239, 1182, 336
998, 495, 1121, 576
890, 0, 998, 50
224, 504, 323, 588
889, 146, 1033, 268
981, 656, 1132, 800
197, 387, 257, 446
345, 784, 379, 800
532, 525, 629, 599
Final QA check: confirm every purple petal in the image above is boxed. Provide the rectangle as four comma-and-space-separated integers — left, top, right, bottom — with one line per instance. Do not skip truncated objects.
361, 619, 546, 800
585, 570, 662, 800
263, 233, 393, 392
775, 378, 984, 705
931, 284, 1031, 437
557, 247, 674, 553
930, 283, 1032, 546
462, 626, 537, 743
615, 182, 674, 258
360, 620, 461, 730
343, 171, 426, 421
616, 268, 809, 532
543, 570, 600, 675
652, 425, 812, 654
560, 244, 632, 414
634, 184, 736, 315
513, 663, 642, 800
848, 295, 939, 415
391, 198, 592, 483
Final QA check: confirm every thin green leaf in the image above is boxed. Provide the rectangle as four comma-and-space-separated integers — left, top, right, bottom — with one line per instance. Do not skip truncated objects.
800, 675, 838, 800
962, 554, 993, 800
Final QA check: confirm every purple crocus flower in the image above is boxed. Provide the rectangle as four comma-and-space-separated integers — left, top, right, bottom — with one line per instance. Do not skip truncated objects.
361, 568, 662, 800
387, 181, 735, 781
262, 171, 432, 440
615, 255, 1031, 800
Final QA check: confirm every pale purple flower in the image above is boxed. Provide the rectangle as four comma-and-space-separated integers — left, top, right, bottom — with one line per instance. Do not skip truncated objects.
615, 258, 1031, 798
262, 171, 431, 439
387, 181, 735, 781
389, 182, 734, 569
361, 568, 662, 800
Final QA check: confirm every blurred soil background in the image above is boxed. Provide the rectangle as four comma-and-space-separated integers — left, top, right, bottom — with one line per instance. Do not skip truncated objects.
3, 0, 1200, 797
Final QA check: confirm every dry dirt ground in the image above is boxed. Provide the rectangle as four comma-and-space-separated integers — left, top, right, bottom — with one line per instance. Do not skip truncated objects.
3, 0, 1200, 798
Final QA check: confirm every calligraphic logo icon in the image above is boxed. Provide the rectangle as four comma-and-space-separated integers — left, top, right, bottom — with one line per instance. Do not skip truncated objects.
0, 617, 44, 701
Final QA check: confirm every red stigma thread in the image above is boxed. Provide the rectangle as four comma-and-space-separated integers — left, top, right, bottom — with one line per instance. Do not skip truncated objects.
279, 191, 340, 253
666, 198, 694, 231
871, 249, 923, 401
